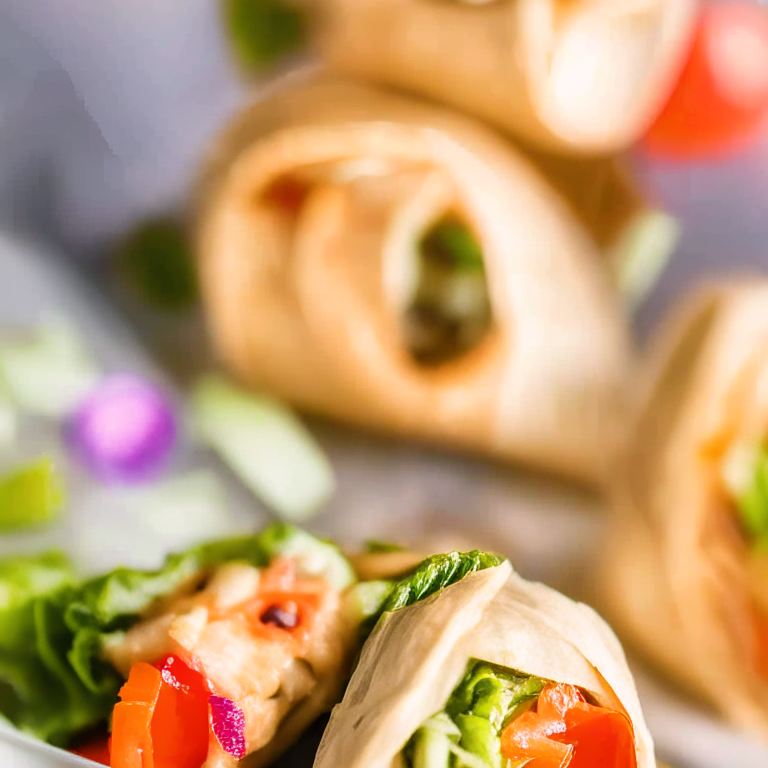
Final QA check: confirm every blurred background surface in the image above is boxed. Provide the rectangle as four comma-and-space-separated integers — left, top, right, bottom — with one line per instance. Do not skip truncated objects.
1, 1, 768, 767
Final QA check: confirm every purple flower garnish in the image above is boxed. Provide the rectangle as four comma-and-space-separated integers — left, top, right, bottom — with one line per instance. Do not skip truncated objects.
65, 374, 177, 483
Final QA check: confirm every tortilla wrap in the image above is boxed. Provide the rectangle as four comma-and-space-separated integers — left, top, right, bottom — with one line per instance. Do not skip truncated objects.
315, 560, 654, 767
195, 74, 631, 484
311, 0, 697, 154
599, 280, 768, 738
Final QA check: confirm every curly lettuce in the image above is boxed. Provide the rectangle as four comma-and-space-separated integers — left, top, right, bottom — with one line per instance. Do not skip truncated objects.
0, 523, 351, 745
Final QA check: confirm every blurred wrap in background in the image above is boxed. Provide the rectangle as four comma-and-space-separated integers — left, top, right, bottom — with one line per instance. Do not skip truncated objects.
0, 0, 766, 342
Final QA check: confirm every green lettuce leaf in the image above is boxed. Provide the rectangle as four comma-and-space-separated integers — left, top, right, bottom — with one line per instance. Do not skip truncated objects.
361, 551, 504, 638
0, 552, 81, 745
733, 445, 768, 541
407, 661, 545, 768
421, 219, 485, 273
378, 551, 503, 615
0, 523, 353, 745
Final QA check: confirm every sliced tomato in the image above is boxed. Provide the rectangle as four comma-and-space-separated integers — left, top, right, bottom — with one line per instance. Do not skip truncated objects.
71, 735, 111, 766
501, 684, 637, 768
644, 2, 768, 159
110, 657, 210, 768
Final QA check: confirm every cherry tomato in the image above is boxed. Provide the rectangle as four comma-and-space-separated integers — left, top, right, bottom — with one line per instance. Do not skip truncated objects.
644, 2, 768, 159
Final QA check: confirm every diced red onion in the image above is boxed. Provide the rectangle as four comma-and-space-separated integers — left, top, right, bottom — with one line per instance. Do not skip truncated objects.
65, 374, 177, 483
209, 695, 247, 760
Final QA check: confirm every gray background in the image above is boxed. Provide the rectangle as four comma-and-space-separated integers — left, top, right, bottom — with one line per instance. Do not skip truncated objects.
1, 2, 768, 767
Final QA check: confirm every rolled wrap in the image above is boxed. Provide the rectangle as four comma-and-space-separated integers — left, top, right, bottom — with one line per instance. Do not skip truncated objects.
196, 75, 631, 484
315, 559, 654, 767
599, 281, 768, 738
311, 0, 698, 154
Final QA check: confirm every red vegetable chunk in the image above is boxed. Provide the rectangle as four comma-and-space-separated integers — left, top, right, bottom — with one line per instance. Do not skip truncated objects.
644, 3, 768, 159
501, 683, 636, 768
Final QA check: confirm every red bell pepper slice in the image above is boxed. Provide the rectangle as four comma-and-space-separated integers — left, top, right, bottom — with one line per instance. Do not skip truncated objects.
110, 663, 161, 768
110, 656, 210, 768
501, 683, 637, 768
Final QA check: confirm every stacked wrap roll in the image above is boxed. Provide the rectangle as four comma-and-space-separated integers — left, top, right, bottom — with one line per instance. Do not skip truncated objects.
311, 0, 698, 154
600, 281, 768, 738
315, 558, 655, 767
196, 75, 632, 484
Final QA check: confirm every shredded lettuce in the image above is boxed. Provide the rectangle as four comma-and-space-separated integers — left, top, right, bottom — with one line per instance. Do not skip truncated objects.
406, 661, 545, 768
0, 523, 354, 745
0, 458, 65, 533
361, 551, 504, 638
421, 219, 485, 273
722, 442, 768, 541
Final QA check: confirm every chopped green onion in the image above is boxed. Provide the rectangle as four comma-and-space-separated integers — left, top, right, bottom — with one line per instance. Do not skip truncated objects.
0, 458, 65, 533
222, 0, 306, 72
613, 209, 681, 309
117, 218, 198, 310
0, 320, 100, 417
420, 218, 485, 273
190, 375, 335, 521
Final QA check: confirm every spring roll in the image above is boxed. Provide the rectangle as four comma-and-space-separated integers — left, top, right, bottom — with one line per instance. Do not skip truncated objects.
599, 281, 768, 738
196, 75, 631, 485
311, 0, 698, 154
0, 524, 372, 767
316, 555, 654, 767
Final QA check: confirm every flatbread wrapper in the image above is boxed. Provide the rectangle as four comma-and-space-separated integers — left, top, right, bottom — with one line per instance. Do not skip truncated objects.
195, 74, 632, 484
311, 0, 697, 154
598, 280, 768, 737
314, 560, 654, 767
